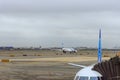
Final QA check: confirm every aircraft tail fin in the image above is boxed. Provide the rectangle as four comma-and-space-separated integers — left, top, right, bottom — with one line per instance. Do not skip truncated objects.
98, 29, 102, 63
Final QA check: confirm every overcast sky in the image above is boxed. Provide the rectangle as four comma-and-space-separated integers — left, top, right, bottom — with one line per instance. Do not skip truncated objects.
0, 0, 120, 48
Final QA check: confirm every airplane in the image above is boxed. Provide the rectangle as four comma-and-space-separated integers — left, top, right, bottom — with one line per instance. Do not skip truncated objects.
68, 29, 103, 80
62, 47, 77, 53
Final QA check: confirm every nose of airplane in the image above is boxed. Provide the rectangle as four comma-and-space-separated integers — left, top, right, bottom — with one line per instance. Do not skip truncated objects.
74, 66, 102, 80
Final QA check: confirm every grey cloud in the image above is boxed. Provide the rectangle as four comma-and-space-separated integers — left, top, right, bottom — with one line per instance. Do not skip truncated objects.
0, 0, 120, 48
0, 0, 120, 13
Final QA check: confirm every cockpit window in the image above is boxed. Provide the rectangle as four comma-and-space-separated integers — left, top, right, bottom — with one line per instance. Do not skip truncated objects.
79, 76, 88, 80
90, 77, 101, 80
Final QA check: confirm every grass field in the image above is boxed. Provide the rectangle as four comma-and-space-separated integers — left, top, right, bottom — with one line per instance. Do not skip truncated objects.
0, 49, 117, 80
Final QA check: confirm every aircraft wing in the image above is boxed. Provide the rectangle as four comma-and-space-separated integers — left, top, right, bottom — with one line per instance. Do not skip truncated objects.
68, 63, 87, 68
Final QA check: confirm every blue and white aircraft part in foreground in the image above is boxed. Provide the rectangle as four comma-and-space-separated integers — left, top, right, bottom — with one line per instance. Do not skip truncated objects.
68, 29, 102, 80
98, 29, 102, 63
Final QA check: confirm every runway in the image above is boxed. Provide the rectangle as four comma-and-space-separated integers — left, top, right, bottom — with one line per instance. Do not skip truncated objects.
0, 56, 109, 62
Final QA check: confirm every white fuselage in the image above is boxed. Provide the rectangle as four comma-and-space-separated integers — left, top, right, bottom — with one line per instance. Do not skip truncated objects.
62, 48, 77, 53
